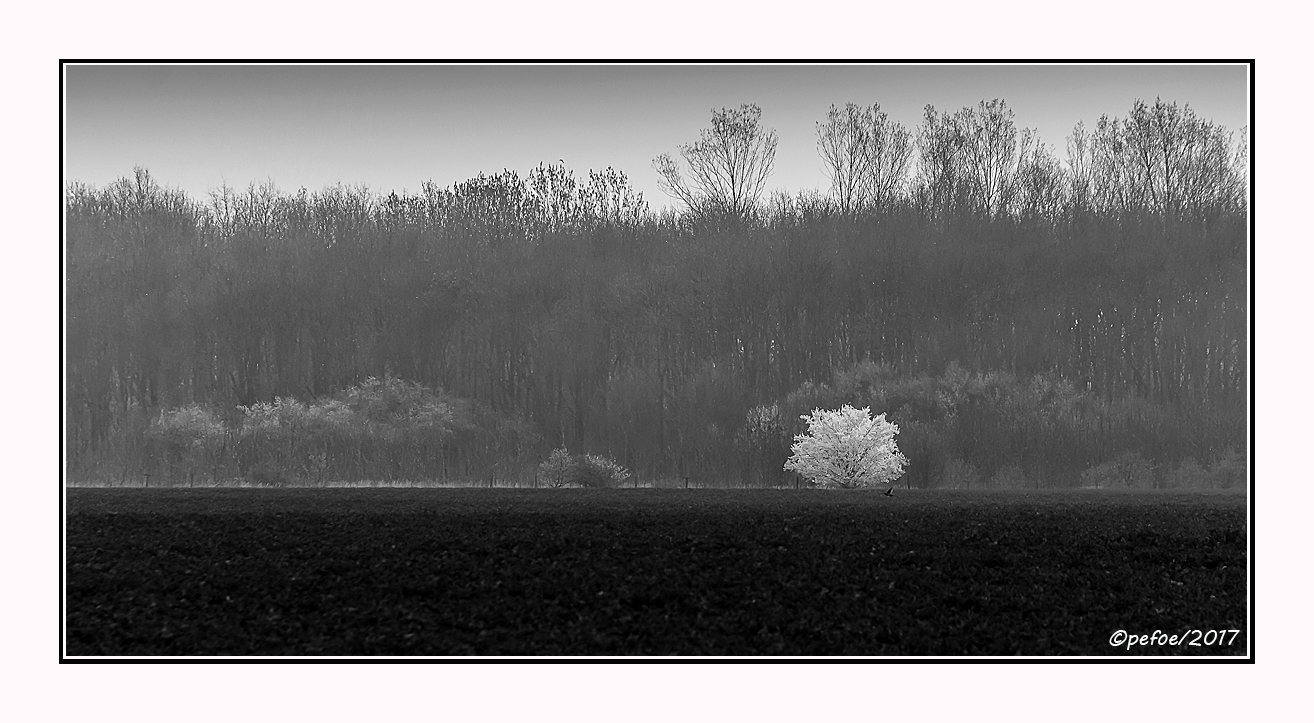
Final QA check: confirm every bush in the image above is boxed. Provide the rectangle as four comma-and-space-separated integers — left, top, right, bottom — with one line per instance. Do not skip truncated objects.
784, 405, 908, 489
236, 397, 312, 484
573, 454, 631, 488
539, 447, 575, 487
125, 376, 541, 486
147, 404, 228, 484
537, 448, 630, 488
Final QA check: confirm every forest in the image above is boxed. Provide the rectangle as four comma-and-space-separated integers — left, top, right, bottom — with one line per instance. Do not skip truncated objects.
63, 97, 1248, 490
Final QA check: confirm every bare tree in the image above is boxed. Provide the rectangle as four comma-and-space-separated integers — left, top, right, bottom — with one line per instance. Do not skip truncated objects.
816, 102, 913, 214
865, 105, 914, 210
914, 104, 965, 218
1082, 98, 1248, 216
1011, 129, 1066, 222
1066, 121, 1093, 213
817, 103, 872, 215
1226, 125, 1249, 212
654, 104, 777, 219
959, 99, 1020, 218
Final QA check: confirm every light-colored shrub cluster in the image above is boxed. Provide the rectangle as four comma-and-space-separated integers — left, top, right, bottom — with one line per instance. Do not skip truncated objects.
138, 375, 537, 486
574, 455, 631, 488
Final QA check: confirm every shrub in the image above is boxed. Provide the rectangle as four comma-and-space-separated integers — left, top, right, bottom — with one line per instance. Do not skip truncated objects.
147, 404, 227, 484
573, 454, 631, 488
237, 397, 312, 484
337, 375, 466, 440
539, 447, 575, 488
151, 404, 227, 444
537, 448, 629, 488
784, 405, 908, 489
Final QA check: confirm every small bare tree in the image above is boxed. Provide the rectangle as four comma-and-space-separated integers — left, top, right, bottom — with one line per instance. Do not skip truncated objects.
654, 104, 777, 220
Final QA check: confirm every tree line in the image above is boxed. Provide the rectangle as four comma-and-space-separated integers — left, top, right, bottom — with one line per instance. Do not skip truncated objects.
64, 96, 1247, 488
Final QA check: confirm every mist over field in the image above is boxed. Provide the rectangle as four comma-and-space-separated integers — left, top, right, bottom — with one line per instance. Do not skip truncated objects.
66, 94, 1246, 492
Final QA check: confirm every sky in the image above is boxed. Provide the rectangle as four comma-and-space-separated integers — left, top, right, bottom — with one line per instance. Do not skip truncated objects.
64, 63, 1249, 212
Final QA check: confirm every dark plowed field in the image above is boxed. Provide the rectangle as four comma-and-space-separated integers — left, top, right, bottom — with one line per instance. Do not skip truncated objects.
65, 488, 1248, 656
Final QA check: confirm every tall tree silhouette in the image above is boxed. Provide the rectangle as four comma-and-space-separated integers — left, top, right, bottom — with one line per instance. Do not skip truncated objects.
654, 104, 778, 221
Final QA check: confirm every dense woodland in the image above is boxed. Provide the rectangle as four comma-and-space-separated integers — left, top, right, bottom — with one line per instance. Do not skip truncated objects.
65, 97, 1248, 488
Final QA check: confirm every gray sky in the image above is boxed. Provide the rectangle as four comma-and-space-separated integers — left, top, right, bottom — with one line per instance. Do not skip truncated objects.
64, 63, 1249, 211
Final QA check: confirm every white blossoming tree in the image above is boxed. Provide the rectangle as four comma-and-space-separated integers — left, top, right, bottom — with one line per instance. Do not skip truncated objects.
784, 405, 908, 489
